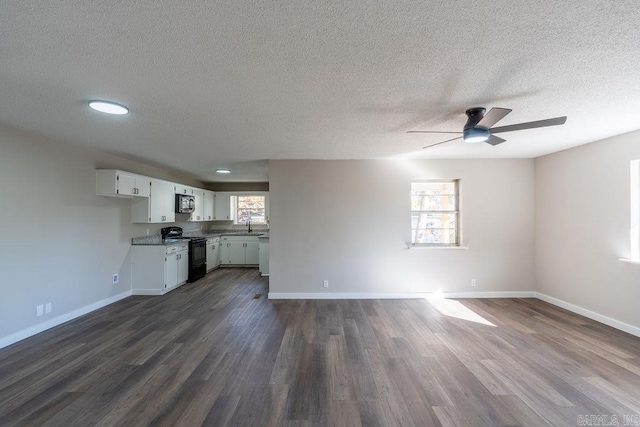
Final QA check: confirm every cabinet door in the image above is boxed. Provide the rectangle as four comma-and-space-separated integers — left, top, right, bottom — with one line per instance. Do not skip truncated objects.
158, 179, 176, 222
174, 184, 190, 195
203, 190, 214, 221
245, 241, 259, 265
162, 181, 176, 222
139, 179, 175, 223
165, 254, 178, 290
229, 242, 246, 264
220, 242, 232, 264
212, 243, 220, 268
259, 240, 269, 275
206, 243, 215, 272
135, 176, 152, 197
214, 193, 231, 220
149, 179, 165, 223
177, 250, 189, 284
190, 190, 205, 221
117, 172, 137, 196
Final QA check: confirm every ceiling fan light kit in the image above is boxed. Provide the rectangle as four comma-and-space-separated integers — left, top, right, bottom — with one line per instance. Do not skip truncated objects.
408, 107, 567, 149
463, 127, 489, 143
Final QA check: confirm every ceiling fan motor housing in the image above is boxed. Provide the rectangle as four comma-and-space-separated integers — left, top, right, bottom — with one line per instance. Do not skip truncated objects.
463, 107, 486, 130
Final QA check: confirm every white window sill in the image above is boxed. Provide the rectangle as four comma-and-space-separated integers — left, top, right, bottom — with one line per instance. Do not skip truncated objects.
408, 245, 468, 250
618, 258, 640, 265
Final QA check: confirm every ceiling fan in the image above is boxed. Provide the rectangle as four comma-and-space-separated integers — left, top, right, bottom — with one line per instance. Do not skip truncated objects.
407, 107, 567, 149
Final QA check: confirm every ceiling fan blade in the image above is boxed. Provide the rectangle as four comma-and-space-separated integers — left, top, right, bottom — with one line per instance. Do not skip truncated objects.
423, 136, 462, 149
476, 107, 512, 129
407, 130, 462, 134
485, 135, 506, 146
491, 116, 567, 134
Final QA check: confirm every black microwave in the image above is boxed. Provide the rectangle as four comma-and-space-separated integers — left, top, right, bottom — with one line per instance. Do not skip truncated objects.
175, 194, 195, 213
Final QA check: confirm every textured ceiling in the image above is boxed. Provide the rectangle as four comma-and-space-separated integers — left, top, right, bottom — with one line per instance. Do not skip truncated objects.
1, 1, 640, 182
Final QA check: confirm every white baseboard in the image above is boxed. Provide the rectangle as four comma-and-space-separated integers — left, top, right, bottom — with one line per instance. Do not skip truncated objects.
535, 292, 640, 338
132, 289, 163, 296
0, 291, 132, 350
267, 291, 535, 300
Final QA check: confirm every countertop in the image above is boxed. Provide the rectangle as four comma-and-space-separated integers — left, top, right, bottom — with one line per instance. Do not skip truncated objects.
132, 230, 269, 246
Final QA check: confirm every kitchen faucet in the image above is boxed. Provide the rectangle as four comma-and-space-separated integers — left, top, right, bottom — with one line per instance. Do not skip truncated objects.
246, 219, 252, 233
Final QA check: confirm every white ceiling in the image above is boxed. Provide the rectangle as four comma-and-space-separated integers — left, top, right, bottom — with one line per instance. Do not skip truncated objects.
2, 1, 640, 182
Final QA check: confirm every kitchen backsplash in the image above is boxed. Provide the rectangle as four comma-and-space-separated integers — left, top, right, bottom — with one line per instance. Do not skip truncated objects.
132, 220, 268, 237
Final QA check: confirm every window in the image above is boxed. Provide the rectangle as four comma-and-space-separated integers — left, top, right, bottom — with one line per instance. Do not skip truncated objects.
231, 195, 267, 225
411, 180, 459, 245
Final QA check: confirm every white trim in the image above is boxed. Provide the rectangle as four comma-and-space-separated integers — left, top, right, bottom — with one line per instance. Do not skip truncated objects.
0, 291, 132, 350
132, 289, 163, 296
267, 291, 535, 300
440, 291, 536, 298
535, 292, 640, 338
618, 258, 640, 265
407, 245, 468, 250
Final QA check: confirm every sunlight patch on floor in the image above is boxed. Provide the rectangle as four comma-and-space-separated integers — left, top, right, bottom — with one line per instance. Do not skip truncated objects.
426, 293, 496, 327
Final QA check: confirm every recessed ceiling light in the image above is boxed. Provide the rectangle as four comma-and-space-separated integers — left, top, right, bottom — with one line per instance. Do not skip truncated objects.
88, 100, 129, 115
216, 169, 231, 174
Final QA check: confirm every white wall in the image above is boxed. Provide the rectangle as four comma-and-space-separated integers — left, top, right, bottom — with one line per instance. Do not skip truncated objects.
535, 130, 640, 330
0, 124, 203, 345
269, 159, 535, 296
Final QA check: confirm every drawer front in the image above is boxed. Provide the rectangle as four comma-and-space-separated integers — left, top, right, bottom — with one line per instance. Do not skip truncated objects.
166, 246, 178, 255
207, 237, 220, 244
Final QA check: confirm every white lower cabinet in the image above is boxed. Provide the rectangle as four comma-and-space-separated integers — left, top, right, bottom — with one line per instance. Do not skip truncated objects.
220, 236, 259, 265
132, 243, 189, 295
258, 236, 269, 276
206, 237, 220, 272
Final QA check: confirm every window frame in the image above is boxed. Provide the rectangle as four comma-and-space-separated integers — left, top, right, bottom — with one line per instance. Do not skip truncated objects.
410, 179, 460, 247
630, 160, 640, 261
230, 192, 269, 225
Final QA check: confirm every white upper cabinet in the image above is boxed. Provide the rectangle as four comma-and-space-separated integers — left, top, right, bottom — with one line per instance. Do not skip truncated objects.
189, 189, 205, 221
96, 169, 268, 225
174, 184, 190, 195
203, 190, 214, 221
132, 178, 176, 223
214, 193, 231, 220
96, 170, 151, 197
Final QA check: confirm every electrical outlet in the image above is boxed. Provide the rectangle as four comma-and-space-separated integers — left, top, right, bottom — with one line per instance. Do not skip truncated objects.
36, 305, 44, 317
146, 229, 150, 236
113, 274, 119, 284
471, 278, 477, 287
45, 303, 52, 314
323, 280, 329, 288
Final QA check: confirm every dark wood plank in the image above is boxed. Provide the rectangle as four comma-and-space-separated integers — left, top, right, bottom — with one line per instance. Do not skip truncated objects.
0, 268, 639, 426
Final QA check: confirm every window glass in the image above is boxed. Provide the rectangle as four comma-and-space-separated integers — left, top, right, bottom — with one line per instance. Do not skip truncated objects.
411, 181, 459, 245
234, 195, 266, 224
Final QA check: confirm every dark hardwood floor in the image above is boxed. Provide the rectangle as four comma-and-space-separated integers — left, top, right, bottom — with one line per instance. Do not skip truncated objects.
1, 268, 639, 426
